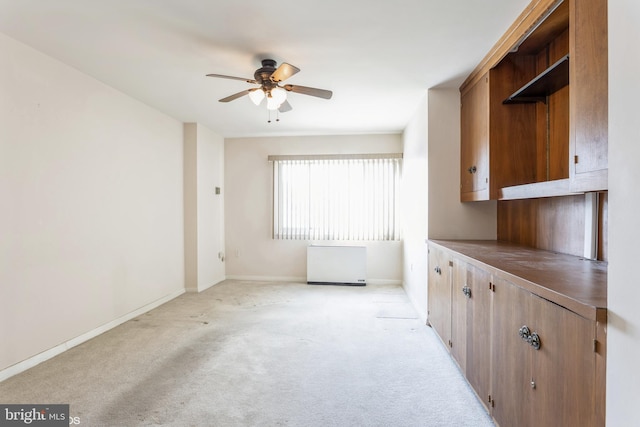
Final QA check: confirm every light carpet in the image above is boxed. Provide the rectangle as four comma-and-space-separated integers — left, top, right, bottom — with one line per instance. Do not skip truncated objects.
0, 280, 495, 427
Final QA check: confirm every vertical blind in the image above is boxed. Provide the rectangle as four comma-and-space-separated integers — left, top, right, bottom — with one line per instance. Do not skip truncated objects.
271, 154, 402, 240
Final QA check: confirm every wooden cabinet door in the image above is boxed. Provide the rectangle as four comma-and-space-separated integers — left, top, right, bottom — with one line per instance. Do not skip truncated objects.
569, 0, 608, 192
465, 264, 492, 411
491, 278, 532, 427
460, 73, 489, 201
528, 294, 597, 427
450, 260, 468, 372
427, 247, 451, 348
492, 280, 598, 427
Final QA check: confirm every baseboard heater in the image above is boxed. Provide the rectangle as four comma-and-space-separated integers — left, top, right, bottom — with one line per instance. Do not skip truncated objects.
306, 245, 367, 286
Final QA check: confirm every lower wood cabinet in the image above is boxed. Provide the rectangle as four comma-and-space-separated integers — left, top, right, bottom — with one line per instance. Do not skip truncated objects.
491, 278, 530, 426
491, 278, 598, 427
427, 247, 451, 348
450, 260, 467, 372
427, 240, 606, 427
528, 291, 597, 427
452, 262, 492, 412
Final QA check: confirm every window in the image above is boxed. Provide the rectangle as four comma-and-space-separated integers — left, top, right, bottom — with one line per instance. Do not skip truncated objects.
270, 154, 402, 241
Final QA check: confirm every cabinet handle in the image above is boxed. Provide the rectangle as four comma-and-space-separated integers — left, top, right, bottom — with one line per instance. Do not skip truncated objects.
434, 266, 441, 275
467, 165, 477, 174
462, 286, 472, 298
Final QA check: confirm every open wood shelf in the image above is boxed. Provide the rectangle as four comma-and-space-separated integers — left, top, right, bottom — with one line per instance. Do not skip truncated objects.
503, 54, 569, 104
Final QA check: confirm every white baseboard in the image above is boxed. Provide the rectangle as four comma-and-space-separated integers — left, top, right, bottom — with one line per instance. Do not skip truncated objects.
225, 275, 307, 283
0, 288, 185, 383
225, 275, 401, 286
367, 279, 403, 286
186, 276, 226, 293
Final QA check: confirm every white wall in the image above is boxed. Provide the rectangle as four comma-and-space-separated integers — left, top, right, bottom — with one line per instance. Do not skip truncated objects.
224, 134, 403, 284
607, 1, 640, 424
184, 123, 225, 292
401, 95, 428, 319
427, 89, 496, 241
402, 88, 497, 320
0, 33, 185, 375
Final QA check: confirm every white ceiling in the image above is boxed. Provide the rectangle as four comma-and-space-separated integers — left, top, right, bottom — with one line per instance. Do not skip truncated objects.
0, 0, 530, 138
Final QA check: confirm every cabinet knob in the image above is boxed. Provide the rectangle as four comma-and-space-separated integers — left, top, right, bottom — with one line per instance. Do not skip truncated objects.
518, 326, 541, 350
529, 332, 541, 350
434, 266, 441, 275
467, 165, 477, 174
519, 325, 531, 340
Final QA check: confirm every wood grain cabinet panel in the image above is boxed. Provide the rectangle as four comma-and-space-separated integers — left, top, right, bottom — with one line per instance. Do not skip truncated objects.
427, 246, 451, 349
529, 293, 597, 427
465, 264, 493, 411
460, 74, 489, 200
491, 278, 531, 427
491, 278, 598, 427
450, 260, 468, 373
569, 0, 608, 192
427, 240, 606, 427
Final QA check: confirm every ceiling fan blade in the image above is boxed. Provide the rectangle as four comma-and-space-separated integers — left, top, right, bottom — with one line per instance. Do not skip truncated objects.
278, 100, 292, 113
283, 84, 332, 99
206, 73, 257, 84
219, 89, 254, 102
270, 63, 300, 83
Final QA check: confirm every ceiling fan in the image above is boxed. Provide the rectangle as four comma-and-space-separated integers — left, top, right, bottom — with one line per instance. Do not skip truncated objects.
206, 59, 333, 113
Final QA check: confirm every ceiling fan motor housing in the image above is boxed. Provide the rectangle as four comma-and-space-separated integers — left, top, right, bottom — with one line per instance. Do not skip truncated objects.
254, 59, 278, 90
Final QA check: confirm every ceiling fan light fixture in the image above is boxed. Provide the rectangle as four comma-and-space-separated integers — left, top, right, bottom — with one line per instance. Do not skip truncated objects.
266, 97, 280, 110
249, 89, 265, 106
266, 87, 287, 110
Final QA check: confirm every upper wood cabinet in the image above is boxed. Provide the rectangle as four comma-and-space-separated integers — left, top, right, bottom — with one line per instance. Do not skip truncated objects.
460, 74, 489, 200
460, 61, 538, 201
569, 0, 608, 192
459, 0, 607, 201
